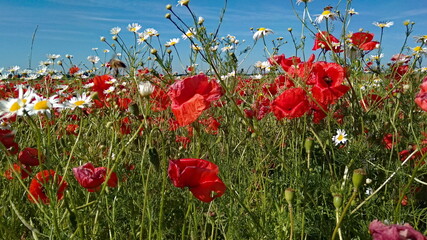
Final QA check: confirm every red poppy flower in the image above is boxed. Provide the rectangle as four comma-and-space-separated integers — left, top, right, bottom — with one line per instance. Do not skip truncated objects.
90, 75, 113, 100
312, 31, 342, 52
349, 32, 379, 51
311, 62, 349, 105
69, 66, 80, 75
3, 163, 32, 180
150, 87, 170, 112
120, 116, 132, 135
73, 162, 118, 192
18, 147, 44, 166
168, 74, 222, 126
269, 54, 302, 72
168, 158, 226, 202
415, 77, 427, 111
28, 170, 68, 204
66, 124, 79, 136
271, 87, 310, 120
0, 129, 19, 155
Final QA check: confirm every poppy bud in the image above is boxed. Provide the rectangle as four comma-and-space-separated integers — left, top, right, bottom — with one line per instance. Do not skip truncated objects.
129, 103, 140, 116
352, 168, 366, 190
149, 148, 160, 171
304, 137, 313, 154
333, 194, 343, 208
285, 188, 295, 204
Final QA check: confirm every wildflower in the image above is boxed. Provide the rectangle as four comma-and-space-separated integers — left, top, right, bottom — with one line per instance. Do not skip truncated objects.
168, 158, 226, 202
87, 56, 100, 64
313, 31, 342, 52
373, 21, 394, 28
65, 92, 92, 110
28, 170, 68, 204
18, 147, 44, 166
103, 86, 115, 95
296, 0, 313, 5
26, 95, 64, 116
191, 44, 202, 51
311, 62, 349, 105
137, 33, 148, 44
46, 54, 60, 60
144, 28, 158, 37
315, 8, 337, 23
177, 0, 190, 6
253, 28, 273, 40
348, 8, 358, 15
110, 26, 121, 35
182, 28, 196, 40
271, 88, 310, 120
100, 36, 106, 41
332, 129, 348, 145
73, 162, 118, 192
127, 23, 142, 32
391, 54, 411, 63
3, 163, 32, 180
0, 98, 26, 119
221, 45, 234, 52
198, 16, 204, 25
412, 46, 427, 54
65, 54, 73, 59
349, 32, 379, 51
414, 35, 427, 44
138, 81, 155, 97
9, 66, 20, 73
168, 74, 222, 126
166, 38, 180, 47
369, 220, 427, 239
370, 53, 384, 60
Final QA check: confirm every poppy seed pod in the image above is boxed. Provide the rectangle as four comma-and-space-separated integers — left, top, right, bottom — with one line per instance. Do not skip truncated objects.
352, 168, 366, 190
304, 137, 313, 154
333, 194, 343, 208
285, 188, 295, 204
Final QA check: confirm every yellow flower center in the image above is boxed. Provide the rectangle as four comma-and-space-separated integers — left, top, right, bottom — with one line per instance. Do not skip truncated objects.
322, 10, 331, 16
337, 135, 344, 141
258, 28, 266, 31
74, 100, 85, 106
10, 102, 21, 112
34, 100, 49, 110
413, 46, 423, 52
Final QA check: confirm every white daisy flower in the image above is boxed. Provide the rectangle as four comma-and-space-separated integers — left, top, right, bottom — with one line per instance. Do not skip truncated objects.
332, 129, 348, 146
65, 92, 92, 110
165, 38, 180, 47
26, 95, 64, 116
315, 9, 337, 24
127, 23, 142, 33
87, 56, 100, 64
253, 28, 273, 40
182, 28, 196, 40
110, 26, 121, 35
373, 21, 394, 28
103, 86, 115, 95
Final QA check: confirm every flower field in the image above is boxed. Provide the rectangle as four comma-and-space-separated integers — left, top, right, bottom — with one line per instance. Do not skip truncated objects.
1, 0, 427, 239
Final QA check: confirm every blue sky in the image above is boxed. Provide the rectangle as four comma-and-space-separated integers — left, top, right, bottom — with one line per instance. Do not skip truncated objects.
1, 0, 426, 73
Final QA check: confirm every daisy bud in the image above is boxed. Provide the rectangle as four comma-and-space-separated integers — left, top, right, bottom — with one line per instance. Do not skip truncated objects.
57, 60, 62, 66
100, 36, 106, 42
198, 16, 205, 25
366, 178, 372, 184
180, 0, 190, 6
150, 48, 158, 55
166, 4, 172, 10
165, 13, 171, 19
288, 28, 293, 32
167, 49, 172, 54
333, 194, 343, 209
352, 168, 366, 190
284, 188, 295, 204
112, 35, 118, 41
403, 20, 410, 26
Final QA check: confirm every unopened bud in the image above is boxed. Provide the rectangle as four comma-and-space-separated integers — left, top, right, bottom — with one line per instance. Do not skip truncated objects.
100, 36, 106, 42
165, 13, 171, 19
285, 188, 295, 204
305, 137, 313, 154
333, 194, 343, 208
150, 48, 158, 54
352, 168, 366, 190
288, 28, 293, 32
112, 35, 118, 41
166, 4, 172, 10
